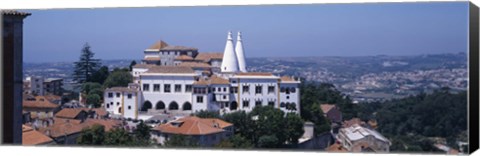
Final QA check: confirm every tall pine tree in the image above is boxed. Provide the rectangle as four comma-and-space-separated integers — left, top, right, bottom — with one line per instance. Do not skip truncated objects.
73, 43, 101, 83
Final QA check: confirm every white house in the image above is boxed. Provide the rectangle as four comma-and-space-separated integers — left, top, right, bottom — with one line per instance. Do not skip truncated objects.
104, 32, 301, 119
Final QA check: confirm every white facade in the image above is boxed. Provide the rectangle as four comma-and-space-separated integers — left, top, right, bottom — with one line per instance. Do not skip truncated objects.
104, 32, 301, 119
235, 32, 247, 72
220, 31, 239, 73
25, 76, 45, 96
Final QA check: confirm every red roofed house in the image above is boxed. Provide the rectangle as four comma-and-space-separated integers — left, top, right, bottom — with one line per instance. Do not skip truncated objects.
23, 96, 61, 128
152, 116, 233, 146
320, 104, 343, 124
22, 125, 55, 145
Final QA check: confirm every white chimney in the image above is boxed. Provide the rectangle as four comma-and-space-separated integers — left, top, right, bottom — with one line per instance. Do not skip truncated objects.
220, 31, 239, 73
235, 32, 247, 72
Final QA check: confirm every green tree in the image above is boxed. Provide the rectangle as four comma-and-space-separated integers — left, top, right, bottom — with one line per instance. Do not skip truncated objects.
163, 135, 199, 147
129, 60, 137, 71
285, 113, 305, 145
73, 43, 101, 83
90, 66, 110, 84
77, 124, 105, 145
81, 82, 102, 95
132, 121, 154, 146
215, 134, 254, 148
103, 70, 133, 89
86, 94, 101, 108
104, 128, 134, 146
194, 110, 220, 118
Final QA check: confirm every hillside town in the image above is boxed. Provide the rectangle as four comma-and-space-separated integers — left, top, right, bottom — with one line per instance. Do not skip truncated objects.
8, 7, 468, 154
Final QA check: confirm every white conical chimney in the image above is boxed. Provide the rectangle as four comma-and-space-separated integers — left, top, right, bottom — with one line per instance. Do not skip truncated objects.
221, 31, 239, 73
235, 32, 247, 72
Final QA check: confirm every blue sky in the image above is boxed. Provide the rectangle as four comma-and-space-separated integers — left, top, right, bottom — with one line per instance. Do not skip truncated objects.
22, 2, 469, 63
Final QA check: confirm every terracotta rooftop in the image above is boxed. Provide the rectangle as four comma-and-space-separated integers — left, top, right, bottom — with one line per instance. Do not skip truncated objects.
147, 40, 169, 50
153, 116, 231, 135
1, 10, 31, 16
161, 45, 198, 51
22, 125, 54, 145
23, 97, 59, 109
53, 117, 82, 125
210, 75, 230, 85
39, 121, 85, 138
174, 55, 194, 61
145, 66, 195, 74
320, 104, 336, 114
83, 119, 122, 132
280, 76, 297, 82
43, 94, 62, 102
55, 108, 86, 119
105, 87, 138, 92
193, 78, 209, 86
326, 143, 348, 152
195, 53, 223, 62
178, 62, 211, 68
343, 118, 365, 128
236, 72, 274, 76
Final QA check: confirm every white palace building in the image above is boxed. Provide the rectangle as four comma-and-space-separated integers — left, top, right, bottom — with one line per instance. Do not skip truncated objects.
104, 32, 301, 119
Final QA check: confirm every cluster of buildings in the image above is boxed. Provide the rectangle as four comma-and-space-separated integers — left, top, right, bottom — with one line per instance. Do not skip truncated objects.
23, 76, 63, 96
104, 32, 301, 120
21, 94, 121, 145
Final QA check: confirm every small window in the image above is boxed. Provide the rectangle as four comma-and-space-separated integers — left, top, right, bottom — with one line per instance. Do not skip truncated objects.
128, 106, 131, 110
106, 104, 110, 108
290, 87, 296, 93
143, 84, 150, 91
164, 84, 171, 93
231, 87, 238, 93
116, 93, 120, 97
223, 95, 226, 99
255, 101, 262, 106
108, 93, 113, 98
153, 84, 160, 92
128, 94, 132, 99
196, 96, 204, 103
243, 100, 249, 107
268, 101, 275, 107
268, 86, 275, 94
223, 87, 226, 92
175, 84, 182, 92
185, 85, 193, 92
286, 96, 290, 99
117, 102, 120, 106
280, 102, 286, 107
255, 86, 262, 94
242, 85, 249, 93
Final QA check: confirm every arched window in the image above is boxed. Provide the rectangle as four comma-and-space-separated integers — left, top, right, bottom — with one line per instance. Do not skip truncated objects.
280, 102, 286, 108
141, 101, 152, 112
156, 101, 165, 110
169, 101, 179, 110
290, 87, 296, 93
182, 102, 192, 111
230, 101, 238, 110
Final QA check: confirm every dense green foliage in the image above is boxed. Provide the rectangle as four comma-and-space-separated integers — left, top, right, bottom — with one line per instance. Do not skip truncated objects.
103, 70, 133, 89
163, 135, 199, 147
90, 66, 110, 84
221, 106, 304, 148
299, 81, 355, 135
215, 134, 254, 148
193, 110, 221, 119
77, 122, 154, 147
81, 82, 103, 108
73, 43, 101, 83
356, 89, 467, 152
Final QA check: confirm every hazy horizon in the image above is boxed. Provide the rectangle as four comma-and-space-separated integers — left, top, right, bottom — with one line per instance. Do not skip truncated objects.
22, 2, 469, 63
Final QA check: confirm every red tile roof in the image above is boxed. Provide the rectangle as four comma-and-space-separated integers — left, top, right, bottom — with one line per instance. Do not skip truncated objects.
22, 125, 54, 145
148, 40, 169, 50
23, 97, 59, 109
320, 104, 336, 114
178, 62, 211, 68
55, 108, 86, 119
143, 57, 161, 61
153, 116, 231, 135
195, 53, 223, 62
